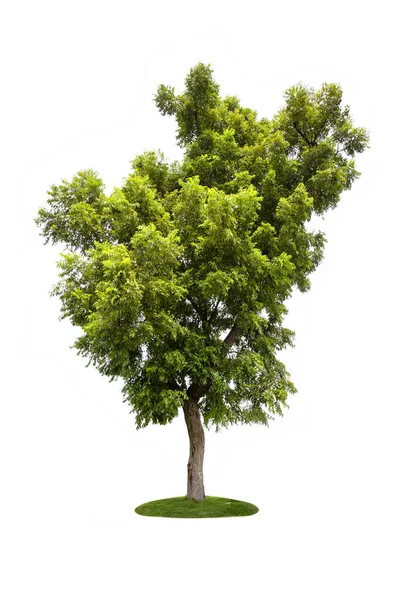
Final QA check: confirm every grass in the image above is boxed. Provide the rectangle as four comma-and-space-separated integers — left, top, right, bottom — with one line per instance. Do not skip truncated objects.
135, 495, 259, 518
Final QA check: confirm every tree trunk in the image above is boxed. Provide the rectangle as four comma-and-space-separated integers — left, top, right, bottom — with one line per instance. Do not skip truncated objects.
183, 395, 205, 502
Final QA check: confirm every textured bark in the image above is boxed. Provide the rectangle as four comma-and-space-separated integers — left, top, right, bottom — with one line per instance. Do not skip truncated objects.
181, 325, 242, 502
183, 395, 205, 502
223, 324, 243, 348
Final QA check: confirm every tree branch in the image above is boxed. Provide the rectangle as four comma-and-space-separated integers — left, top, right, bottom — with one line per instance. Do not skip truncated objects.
186, 323, 244, 401
187, 295, 207, 322
168, 379, 182, 392
187, 381, 206, 400
209, 299, 221, 323
292, 121, 315, 148
223, 324, 243, 348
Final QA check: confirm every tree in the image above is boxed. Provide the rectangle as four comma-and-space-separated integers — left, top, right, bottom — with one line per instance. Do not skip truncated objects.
36, 63, 369, 502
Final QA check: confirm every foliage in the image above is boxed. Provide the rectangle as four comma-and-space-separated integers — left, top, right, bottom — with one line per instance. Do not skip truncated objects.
36, 63, 368, 431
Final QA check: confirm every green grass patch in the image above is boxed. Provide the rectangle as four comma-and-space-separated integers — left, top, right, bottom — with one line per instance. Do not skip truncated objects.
135, 495, 259, 518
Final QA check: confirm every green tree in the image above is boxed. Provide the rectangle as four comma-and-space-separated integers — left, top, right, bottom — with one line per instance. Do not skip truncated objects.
36, 63, 368, 502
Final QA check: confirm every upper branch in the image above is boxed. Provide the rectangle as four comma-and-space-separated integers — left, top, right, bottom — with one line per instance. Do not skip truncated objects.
292, 121, 315, 148
223, 324, 243, 348
187, 295, 208, 329
186, 323, 243, 401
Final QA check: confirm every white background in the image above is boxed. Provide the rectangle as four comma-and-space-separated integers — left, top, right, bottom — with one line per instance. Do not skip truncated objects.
1, 1, 399, 598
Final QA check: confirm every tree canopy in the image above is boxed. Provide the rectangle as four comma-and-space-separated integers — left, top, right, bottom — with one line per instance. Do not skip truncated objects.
36, 63, 369, 433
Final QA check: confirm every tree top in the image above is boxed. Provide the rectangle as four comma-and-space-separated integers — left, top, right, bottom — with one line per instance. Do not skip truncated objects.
36, 63, 369, 430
